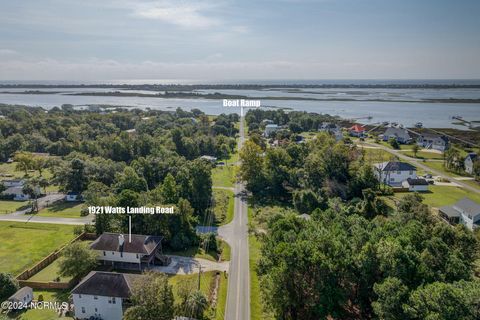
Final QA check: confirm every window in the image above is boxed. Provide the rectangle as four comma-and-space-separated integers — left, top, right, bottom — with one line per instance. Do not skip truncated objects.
396, 171, 401, 174
136, 254, 139, 259
103, 251, 106, 256
112, 252, 114, 255
79, 294, 82, 298
95, 308, 98, 313
112, 297, 116, 304
390, 178, 395, 182
120, 252, 123, 258
409, 171, 413, 175
94, 296, 98, 300
81, 307, 85, 313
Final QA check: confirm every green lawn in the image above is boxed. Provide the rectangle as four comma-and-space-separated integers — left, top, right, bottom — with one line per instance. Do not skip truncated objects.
28, 258, 72, 283
0, 162, 53, 180
0, 200, 29, 214
37, 201, 83, 218
358, 147, 396, 164
422, 161, 466, 178
212, 165, 236, 188
376, 140, 414, 150
215, 269, 228, 320
5, 290, 73, 320
394, 185, 480, 208
219, 239, 231, 261
0, 222, 76, 275
213, 189, 235, 225
248, 207, 274, 320
403, 151, 445, 160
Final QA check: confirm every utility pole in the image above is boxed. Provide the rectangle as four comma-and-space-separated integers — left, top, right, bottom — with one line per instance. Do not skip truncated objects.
198, 264, 202, 291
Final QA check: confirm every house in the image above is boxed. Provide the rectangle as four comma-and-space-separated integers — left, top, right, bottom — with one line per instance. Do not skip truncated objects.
7, 287, 33, 309
319, 123, 343, 141
90, 233, 162, 269
439, 198, 480, 230
464, 153, 478, 175
72, 271, 138, 320
402, 178, 429, 192
348, 124, 366, 137
2, 179, 25, 188
374, 161, 417, 187
65, 192, 82, 202
381, 127, 411, 144
264, 124, 279, 137
2, 186, 31, 201
417, 133, 449, 152
261, 119, 274, 125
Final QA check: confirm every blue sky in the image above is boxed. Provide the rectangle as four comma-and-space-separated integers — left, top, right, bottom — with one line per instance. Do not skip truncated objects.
0, 0, 479, 80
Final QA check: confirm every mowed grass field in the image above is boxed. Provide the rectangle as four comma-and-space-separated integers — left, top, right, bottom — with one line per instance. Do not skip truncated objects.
8, 290, 73, 320
37, 201, 84, 218
394, 185, 480, 208
0, 200, 29, 214
28, 258, 72, 283
212, 165, 236, 188
0, 222, 75, 275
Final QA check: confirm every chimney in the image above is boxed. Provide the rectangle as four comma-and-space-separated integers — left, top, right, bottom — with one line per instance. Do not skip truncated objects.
118, 234, 125, 252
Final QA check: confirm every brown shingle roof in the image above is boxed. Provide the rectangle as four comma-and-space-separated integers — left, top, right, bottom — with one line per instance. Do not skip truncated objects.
90, 232, 162, 255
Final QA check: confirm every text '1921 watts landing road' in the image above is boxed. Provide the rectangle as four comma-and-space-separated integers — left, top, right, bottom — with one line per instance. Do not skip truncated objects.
218, 111, 250, 320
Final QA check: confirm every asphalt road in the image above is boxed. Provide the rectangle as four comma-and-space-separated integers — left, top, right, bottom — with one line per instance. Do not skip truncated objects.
0, 193, 93, 225
362, 141, 480, 195
218, 112, 250, 320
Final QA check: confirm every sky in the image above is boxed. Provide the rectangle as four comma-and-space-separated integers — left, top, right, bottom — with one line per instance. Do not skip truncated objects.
0, 0, 479, 81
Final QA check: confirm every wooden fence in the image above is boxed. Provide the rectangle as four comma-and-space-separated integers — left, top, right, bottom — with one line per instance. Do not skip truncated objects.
16, 232, 97, 289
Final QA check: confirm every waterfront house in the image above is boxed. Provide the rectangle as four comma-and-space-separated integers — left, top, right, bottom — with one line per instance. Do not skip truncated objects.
199, 155, 217, 163
72, 271, 138, 320
381, 127, 411, 144
417, 133, 449, 152
319, 122, 343, 141
402, 178, 429, 192
90, 233, 162, 269
439, 198, 480, 230
348, 124, 366, 137
464, 153, 478, 175
374, 161, 417, 187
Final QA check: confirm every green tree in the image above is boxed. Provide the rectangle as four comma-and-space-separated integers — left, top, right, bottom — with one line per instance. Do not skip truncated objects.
239, 140, 265, 193
124, 272, 175, 320
372, 277, 409, 320
0, 273, 19, 302
388, 137, 400, 150
59, 242, 98, 279
161, 173, 179, 204
14, 151, 34, 176
412, 144, 420, 158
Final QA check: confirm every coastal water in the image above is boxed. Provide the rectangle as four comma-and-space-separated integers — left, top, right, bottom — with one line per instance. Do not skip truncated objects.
0, 86, 479, 128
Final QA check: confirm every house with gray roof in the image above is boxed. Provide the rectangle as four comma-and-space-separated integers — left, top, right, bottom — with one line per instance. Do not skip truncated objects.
7, 286, 33, 309
464, 153, 478, 175
381, 127, 412, 144
72, 271, 139, 320
417, 133, 449, 152
374, 161, 417, 187
439, 198, 480, 230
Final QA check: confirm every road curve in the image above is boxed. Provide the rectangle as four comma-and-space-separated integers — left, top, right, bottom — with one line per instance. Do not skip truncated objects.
218, 112, 250, 320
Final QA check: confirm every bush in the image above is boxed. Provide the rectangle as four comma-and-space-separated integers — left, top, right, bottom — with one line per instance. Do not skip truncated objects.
0, 273, 19, 302
73, 225, 83, 235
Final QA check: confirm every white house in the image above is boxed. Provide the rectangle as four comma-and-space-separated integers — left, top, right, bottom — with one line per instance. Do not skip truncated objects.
417, 133, 449, 152
199, 155, 217, 163
72, 271, 138, 320
381, 127, 411, 144
319, 123, 343, 141
264, 124, 279, 137
7, 287, 33, 309
402, 178, 429, 192
2, 179, 25, 188
374, 161, 417, 187
65, 192, 82, 202
90, 233, 162, 269
439, 198, 480, 231
2, 186, 30, 201
464, 153, 477, 175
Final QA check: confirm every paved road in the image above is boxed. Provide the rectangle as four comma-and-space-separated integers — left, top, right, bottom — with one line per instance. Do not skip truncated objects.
152, 255, 229, 275
218, 111, 250, 320
0, 193, 93, 225
361, 141, 480, 195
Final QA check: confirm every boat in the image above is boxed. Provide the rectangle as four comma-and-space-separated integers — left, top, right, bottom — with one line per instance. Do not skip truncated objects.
414, 122, 423, 128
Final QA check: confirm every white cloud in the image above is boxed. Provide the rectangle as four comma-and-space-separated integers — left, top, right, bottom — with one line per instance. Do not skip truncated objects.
0, 49, 17, 55
130, 1, 221, 29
